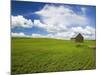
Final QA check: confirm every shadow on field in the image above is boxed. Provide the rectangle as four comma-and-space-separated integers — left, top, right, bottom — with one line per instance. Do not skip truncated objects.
76, 43, 85, 48
75, 42, 96, 50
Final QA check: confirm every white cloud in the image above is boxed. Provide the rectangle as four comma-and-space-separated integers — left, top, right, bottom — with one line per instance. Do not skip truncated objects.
33, 19, 95, 39
71, 26, 95, 35
49, 32, 75, 40
11, 5, 95, 40
11, 32, 29, 37
33, 5, 92, 34
32, 33, 45, 38
11, 30, 95, 40
31, 25, 95, 40
11, 15, 33, 28
33, 5, 95, 40
34, 20, 47, 29
34, 20, 67, 33
35, 5, 89, 28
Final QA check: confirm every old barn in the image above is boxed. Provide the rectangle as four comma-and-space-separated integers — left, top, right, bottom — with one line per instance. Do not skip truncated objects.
71, 33, 84, 43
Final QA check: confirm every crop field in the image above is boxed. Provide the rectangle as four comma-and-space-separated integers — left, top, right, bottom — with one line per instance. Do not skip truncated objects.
11, 38, 96, 74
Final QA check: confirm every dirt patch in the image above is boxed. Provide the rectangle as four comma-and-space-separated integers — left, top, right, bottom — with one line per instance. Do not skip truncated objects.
88, 46, 96, 49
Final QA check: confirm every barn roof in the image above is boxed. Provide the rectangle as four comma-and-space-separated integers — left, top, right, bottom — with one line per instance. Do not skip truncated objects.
71, 33, 83, 38
76, 33, 83, 37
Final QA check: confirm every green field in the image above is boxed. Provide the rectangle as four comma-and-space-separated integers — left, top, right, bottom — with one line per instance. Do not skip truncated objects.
11, 38, 96, 74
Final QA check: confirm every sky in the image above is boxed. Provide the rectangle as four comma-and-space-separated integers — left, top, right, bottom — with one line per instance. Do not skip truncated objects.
11, 1, 96, 40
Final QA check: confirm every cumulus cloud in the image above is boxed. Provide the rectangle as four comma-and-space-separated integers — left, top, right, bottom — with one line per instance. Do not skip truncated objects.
71, 26, 95, 35
35, 5, 89, 27
32, 33, 45, 38
34, 20, 67, 33
33, 5, 93, 34
11, 5, 95, 40
11, 32, 29, 37
33, 20, 95, 39
83, 34, 95, 40
31, 25, 95, 40
33, 5, 95, 40
11, 15, 33, 28
11, 30, 95, 40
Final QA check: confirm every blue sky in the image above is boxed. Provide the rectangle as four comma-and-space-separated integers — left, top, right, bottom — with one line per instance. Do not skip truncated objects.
11, 1, 96, 40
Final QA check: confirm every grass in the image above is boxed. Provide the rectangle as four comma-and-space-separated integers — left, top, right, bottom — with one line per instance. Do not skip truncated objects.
11, 37, 96, 74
